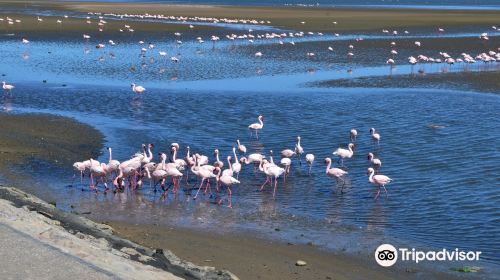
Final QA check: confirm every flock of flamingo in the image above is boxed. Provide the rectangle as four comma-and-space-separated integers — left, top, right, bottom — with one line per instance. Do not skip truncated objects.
72, 115, 392, 208
3, 11, 498, 206
1, 11, 498, 78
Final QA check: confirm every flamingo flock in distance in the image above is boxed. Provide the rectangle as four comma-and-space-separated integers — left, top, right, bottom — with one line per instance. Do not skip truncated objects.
1, 11, 498, 76
72, 115, 393, 207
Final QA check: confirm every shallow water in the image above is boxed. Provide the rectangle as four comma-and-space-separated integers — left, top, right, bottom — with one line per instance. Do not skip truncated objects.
0, 8, 499, 275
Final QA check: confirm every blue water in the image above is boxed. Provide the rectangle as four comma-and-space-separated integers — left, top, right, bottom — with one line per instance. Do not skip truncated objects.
0, 5, 499, 277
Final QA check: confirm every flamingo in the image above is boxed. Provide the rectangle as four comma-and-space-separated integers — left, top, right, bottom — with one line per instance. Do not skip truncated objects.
171, 146, 186, 171
192, 163, 217, 199
280, 157, 291, 179
2, 81, 14, 93
259, 158, 285, 198
248, 115, 264, 139
151, 161, 169, 192
215, 167, 240, 208
131, 83, 146, 94
236, 139, 247, 154
106, 147, 120, 178
72, 161, 86, 190
164, 160, 184, 193
332, 143, 354, 166
213, 149, 224, 168
241, 153, 264, 173
367, 167, 392, 201
89, 158, 107, 191
350, 129, 358, 142
231, 147, 243, 179
294, 136, 304, 165
367, 153, 382, 169
281, 149, 295, 159
324, 158, 348, 193
370, 128, 381, 144
221, 156, 234, 179
305, 154, 314, 175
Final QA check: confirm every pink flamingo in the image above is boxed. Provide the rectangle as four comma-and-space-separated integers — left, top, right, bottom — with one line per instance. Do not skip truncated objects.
332, 143, 355, 166
89, 158, 107, 192
213, 149, 224, 168
248, 115, 264, 139
215, 167, 240, 208
367, 153, 382, 169
192, 163, 217, 199
367, 167, 392, 201
236, 139, 247, 154
370, 128, 381, 144
324, 158, 348, 193
72, 161, 86, 190
231, 147, 243, 179
305, 153, 314, 175
259, 157, 285, 198
350, 129, 358, 142
294, 136, 304, 165
106, 147, 120, 178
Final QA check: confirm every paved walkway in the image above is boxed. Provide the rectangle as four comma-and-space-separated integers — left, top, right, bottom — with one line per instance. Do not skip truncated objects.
0, 223, 116, 280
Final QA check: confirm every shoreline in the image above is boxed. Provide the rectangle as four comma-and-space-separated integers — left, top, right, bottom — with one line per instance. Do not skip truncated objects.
0, 186, 236, 279
0, 185, 470, 280
1, 1, 500, 32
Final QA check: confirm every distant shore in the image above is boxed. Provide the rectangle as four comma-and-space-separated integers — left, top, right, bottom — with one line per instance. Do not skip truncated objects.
1, 0, 500, 32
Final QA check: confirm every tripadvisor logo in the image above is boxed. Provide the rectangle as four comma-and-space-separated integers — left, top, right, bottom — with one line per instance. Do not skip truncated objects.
375, 244, 481, 267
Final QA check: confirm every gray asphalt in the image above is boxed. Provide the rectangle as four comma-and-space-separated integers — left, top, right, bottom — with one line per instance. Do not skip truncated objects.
0, 223, 117, 280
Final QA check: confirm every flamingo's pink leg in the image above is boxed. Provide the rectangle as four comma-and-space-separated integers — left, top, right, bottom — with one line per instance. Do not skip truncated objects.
194, 179, 205, 199
260, 176, 270, 190
273, 177, 278, 198
373, 188, 381, 201
227, 186, 233, 208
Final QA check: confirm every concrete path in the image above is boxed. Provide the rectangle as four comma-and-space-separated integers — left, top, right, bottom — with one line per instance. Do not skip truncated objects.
0, 223, 116, 280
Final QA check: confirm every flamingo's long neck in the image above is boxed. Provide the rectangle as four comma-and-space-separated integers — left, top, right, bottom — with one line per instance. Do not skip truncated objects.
259, 118, 263, 127
325, 160, 331, 174
368, 171, 375, 183
173, 148, 177, 161
160, 156, 166, 170
258, 158, 264, 171
216, 152, 220, 162
233, 148, 239, 162
148, 146, 153, 160
108, 149, 113, 162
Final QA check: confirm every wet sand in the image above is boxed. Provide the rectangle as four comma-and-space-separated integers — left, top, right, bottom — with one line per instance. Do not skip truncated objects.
0, 113, 103, 167
108, 221, 465, 280
2, 1, 500, 32
312, 70, 500, 94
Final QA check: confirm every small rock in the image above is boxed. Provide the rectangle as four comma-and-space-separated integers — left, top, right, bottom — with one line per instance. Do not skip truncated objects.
296, 260, 307, 266
48, 201, 56, 207
75, 232, 86, 239
274, 228, 280, 231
